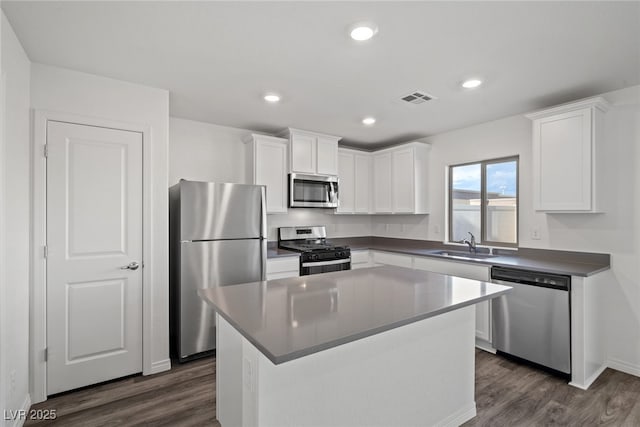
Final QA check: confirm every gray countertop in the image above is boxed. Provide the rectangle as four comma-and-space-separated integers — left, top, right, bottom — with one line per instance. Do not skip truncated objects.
267, 246, 300, 258
268, 237, 611, 277
199, 266, 511, 364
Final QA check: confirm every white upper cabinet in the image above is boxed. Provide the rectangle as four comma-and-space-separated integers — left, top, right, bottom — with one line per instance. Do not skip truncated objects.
280, 128, 340, 175
290, 132, 316, 173
354, 153, 371, 213
372, 142, 430, 214
373, 152, 393, 213
316, 136, 339, 175
337, 150, 355, 213
392, 147, 415, 213
244, 134, 288, 214
526, 97, 608, 212
337, 148, 371, 214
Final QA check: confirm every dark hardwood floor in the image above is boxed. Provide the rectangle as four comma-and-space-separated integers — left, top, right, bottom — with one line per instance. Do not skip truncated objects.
26, 350, 640, 426
25, 357, 220, 427
464, 350, 640, 427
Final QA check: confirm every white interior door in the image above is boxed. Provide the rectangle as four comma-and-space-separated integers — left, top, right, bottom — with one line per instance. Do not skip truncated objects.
46, 121, 143, 395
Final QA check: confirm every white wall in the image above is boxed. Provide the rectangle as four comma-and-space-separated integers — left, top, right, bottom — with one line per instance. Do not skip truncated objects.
169, 117, 247, 186
372, 214, 430, 240
1, 11, 32, 422
267, 211, 372, 242
373, 85, 640, 375
169, 118, 372, 241
30, 64, 171, 381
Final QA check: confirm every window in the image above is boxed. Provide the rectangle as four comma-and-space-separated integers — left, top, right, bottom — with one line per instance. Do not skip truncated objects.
449, 157, 518, 247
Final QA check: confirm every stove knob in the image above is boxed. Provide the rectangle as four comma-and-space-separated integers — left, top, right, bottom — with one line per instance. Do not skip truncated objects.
311, 254, 319, 261
338, 251, 345, 258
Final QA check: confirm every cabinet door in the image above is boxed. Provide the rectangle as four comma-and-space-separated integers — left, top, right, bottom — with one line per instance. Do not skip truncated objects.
373, 153, 392, 213
255, 140, 288, 213
354, 153, 371, 213
316, 136, 338, 175
337, 151, 355, 213
413, 257, 491, 342
350, 250, 371, 269
290, 133, 316, 173
533, 108, 592, 211
392, 148, 415, 213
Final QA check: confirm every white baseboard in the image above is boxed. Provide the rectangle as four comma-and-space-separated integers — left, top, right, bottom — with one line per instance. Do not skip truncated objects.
475, 339, 496, 354
147, 358, 171, 375
608, 358, 640, 378
438, 402, 477, 427
569, 363, 607, 390
8, 393, 31, 427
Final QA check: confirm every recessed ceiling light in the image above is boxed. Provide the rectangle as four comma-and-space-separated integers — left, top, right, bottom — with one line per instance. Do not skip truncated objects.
349, 22, 378, 41
462, 79, 483, 89
264, 94, 281, 103
362, 117, 376, 125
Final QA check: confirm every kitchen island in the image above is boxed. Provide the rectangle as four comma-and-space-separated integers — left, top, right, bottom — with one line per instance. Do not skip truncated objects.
199, 266, 511, 427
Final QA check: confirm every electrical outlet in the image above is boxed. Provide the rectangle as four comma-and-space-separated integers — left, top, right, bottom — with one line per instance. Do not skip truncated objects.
531, 227, 541, 240
433, 225, 441, 234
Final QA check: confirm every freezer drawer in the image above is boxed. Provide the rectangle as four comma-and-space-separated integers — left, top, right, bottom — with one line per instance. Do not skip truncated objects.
177, 239, 266, 359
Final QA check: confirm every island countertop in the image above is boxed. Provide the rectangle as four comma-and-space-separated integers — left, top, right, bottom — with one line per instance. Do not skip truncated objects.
199, 266, 511, 364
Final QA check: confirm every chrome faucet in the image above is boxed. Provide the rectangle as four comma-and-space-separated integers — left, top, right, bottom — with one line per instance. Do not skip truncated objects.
461, 232, 477, 253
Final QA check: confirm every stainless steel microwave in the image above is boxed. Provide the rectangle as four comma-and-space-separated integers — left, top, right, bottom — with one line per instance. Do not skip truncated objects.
289, 173, 339, 208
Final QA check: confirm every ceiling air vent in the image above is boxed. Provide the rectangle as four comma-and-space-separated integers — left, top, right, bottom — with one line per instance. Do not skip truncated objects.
400, 91, 436, 104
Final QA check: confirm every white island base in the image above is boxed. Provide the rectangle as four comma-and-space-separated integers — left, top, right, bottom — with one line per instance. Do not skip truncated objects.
216, 306, 478, 427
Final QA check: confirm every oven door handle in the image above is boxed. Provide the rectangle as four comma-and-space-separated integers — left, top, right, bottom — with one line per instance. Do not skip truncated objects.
301, 258, 351, 267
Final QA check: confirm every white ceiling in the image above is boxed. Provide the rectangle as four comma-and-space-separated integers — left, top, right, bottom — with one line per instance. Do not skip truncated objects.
3, 1, 639, 148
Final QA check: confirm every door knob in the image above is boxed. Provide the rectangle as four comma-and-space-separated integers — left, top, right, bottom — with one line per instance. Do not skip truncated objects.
120, 262, 140, 271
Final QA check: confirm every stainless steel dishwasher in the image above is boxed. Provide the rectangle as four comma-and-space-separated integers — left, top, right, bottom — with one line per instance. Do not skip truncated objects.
491, 266, 571, 376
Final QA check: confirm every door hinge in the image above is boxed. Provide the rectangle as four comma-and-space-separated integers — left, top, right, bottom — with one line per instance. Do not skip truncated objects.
43, 245, 48, 259
43, 144, 48, 158
44, 348, 48, 362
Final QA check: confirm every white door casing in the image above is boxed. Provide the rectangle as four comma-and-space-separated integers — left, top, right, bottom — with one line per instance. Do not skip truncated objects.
46, 121, 143, 394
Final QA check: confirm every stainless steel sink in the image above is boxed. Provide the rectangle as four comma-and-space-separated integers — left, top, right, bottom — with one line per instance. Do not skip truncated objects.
431, 250, 497, 261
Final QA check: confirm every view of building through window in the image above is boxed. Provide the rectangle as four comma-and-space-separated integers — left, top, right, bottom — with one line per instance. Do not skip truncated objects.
450, 157, 518, 246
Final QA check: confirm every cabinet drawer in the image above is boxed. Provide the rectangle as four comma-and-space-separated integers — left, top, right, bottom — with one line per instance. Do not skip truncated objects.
371, 251, 413, 268
351, 250, 370, 265
267, 257, 299, 274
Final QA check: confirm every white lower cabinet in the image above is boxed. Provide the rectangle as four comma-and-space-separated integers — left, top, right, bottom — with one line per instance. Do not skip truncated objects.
266, 257, 299, 280
350, 250, 372, 269
410, 257, 493, 348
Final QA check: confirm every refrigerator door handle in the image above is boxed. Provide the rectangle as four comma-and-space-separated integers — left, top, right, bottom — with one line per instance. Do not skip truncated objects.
261, 238, 267, 281
260, 186, 267, 239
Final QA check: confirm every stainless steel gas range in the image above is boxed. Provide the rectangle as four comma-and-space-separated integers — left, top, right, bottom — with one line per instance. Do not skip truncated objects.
278, 226, 351, 276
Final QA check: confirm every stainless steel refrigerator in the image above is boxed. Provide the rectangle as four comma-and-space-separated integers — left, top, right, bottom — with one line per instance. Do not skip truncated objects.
169, 180, 266, 362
